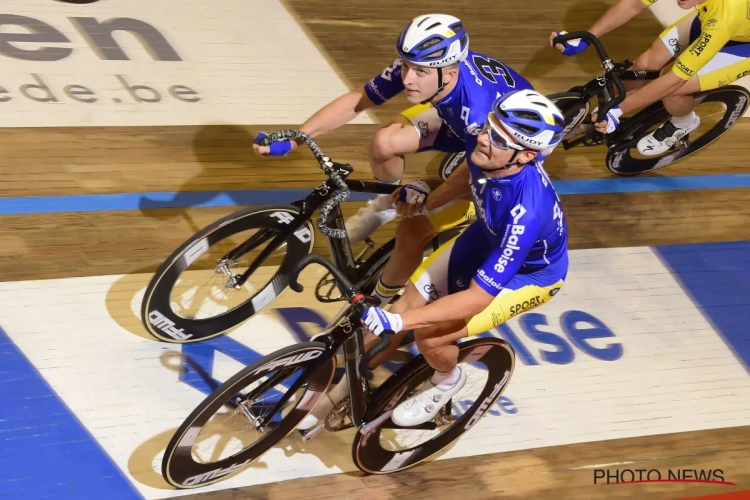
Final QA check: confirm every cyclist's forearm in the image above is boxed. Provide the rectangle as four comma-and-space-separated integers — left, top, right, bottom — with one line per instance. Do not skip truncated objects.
588, 0, 649, 38
425, 162, 471, 212
298, 91, 375, 139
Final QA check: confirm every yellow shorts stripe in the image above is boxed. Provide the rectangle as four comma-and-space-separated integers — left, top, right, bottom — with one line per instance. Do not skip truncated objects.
464, 280, 564, 336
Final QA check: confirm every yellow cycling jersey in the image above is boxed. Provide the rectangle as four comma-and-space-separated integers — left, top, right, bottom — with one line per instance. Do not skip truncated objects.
642, 0, 750, 80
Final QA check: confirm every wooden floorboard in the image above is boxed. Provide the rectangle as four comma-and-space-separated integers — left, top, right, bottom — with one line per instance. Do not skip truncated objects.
173, 425, 750, 500
1, 187, 749, 282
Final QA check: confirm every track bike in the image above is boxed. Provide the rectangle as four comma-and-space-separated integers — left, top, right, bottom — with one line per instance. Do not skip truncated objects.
437, 31, 749, 179
140, 131, 471, 343
159, 132, 515, 488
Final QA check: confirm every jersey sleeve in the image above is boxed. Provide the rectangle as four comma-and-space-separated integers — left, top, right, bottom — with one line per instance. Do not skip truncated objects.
672, 7, 729, 81
363, 59, 405, 105
473, 204, 538, 295
641, 0, 659, 6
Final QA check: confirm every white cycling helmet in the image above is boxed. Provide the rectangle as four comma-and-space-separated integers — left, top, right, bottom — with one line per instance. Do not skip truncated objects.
493, 90, 565, 153
396, 14, 469, 68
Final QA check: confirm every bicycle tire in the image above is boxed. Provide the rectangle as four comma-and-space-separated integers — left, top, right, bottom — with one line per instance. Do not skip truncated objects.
351, 336, 515, 474
438, 151, 467, 181
606, 85, 750, 175
141, 204, 315, 343
162, 341, 336, 488
548, 91, 591, 141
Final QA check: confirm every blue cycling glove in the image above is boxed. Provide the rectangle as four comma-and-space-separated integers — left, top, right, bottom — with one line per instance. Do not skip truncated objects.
254, 132, 294, 156
554, 31, 590, 56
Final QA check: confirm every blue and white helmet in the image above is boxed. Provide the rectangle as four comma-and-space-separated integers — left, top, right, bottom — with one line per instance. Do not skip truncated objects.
493, 90, 565, 152
396, 14, 469, 68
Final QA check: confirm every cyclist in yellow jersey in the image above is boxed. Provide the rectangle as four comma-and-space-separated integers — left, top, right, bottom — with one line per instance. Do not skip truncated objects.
550, 0, 750, 155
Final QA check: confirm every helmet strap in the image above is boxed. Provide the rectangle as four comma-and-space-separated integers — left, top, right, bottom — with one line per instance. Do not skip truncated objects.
420, 67, 447, 105
501, 149, 521, 169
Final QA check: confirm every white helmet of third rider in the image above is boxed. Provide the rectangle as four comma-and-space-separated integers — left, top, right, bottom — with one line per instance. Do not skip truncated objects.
396, 14, 469, 68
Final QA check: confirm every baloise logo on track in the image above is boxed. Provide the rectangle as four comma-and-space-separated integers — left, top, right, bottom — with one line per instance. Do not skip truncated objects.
0, 11, 201, 105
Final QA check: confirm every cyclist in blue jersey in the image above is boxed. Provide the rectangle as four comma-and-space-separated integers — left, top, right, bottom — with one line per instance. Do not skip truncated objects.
254, 13, 535, 311
360, 89, 569, 426
253, 15, 547, 433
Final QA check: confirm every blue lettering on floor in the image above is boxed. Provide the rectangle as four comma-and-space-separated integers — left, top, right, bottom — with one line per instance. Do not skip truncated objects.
655, 241, 750, 374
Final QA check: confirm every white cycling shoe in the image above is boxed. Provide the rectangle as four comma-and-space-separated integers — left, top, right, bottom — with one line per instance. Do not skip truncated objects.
637, 114, 700, 156
345, 198, 397, 245
392, 367, 467, 427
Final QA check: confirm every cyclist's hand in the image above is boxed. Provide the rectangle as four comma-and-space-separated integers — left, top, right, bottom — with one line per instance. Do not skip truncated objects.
550, 31, 590, 56
592, 106, 623, 134
252, 132, 296, 157
361, 306, 403, 336
394, 180, 431, 218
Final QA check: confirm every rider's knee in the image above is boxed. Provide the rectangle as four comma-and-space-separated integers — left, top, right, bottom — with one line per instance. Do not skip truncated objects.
634, 39, 673, 71
369, 121, 416, 161
415, 328, 446, 356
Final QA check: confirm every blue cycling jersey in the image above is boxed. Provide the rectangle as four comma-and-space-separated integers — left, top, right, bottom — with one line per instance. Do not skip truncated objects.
466, 157, 568, 294
364, 50, 533, 154
363, 49, 565, 295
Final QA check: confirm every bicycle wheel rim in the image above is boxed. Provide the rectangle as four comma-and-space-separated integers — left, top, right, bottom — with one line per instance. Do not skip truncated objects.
162, 342, 335, 488
607, 86, 750, 175
142, 205, 314, 342
352, 337, 515, 474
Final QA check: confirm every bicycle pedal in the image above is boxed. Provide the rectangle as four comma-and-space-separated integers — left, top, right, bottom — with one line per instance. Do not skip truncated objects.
299, 423, 325, 442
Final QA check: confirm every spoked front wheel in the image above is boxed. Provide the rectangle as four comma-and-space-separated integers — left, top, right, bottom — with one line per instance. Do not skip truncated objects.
352, 336, 515, 474
606, 85, 750, 175
162, 342, 336, 488
141, 204, 315, 343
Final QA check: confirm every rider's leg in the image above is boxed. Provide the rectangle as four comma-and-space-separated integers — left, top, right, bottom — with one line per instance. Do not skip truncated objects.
633, 13, 705, 155
623, 32, 676, 93
371, 200, 474, 307
345, 104, 452, 244
344, 116, 420, 245
637, 38, 750, 154
371, 215, 438, 306
391, 256, 569, 427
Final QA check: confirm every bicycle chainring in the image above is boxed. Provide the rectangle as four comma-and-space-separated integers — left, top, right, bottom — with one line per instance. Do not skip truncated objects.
324, 396, 354, 432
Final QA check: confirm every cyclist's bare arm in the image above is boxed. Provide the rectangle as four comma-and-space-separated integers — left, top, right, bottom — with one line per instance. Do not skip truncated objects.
550, 0, 649, 49
253, 90, 377, 155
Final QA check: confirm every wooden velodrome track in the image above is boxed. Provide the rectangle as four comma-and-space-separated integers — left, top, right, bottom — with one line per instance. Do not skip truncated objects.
1, 0, 749, 499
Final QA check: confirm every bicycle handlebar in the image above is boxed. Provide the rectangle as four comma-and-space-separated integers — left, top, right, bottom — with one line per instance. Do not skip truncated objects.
256, 129, 349, 239
289, 253, 356, 297
552, 31, 627, 120
289, 252, 395, 378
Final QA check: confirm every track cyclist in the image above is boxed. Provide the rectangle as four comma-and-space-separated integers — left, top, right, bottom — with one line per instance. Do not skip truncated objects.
550, 0, 750, 155
254, 13, 536, 310
357, 90, 569, 426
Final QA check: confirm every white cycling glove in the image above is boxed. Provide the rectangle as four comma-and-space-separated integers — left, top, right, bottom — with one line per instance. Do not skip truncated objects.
361, 307, 403, 336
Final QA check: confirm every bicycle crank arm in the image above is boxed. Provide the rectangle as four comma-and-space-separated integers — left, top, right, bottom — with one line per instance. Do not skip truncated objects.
299, 423, 326, 442
359, 410, 394, 435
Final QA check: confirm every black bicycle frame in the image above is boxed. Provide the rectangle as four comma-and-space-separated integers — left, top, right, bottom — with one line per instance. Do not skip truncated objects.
560, 64, 663, 150
229, 164, 397, 289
